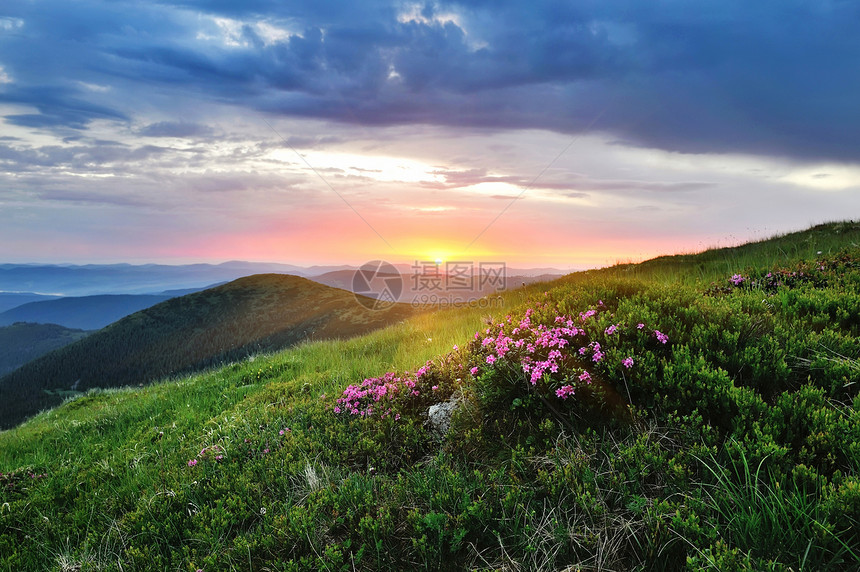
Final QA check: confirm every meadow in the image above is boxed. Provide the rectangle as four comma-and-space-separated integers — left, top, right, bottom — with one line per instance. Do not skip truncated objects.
1, 221, 860, 570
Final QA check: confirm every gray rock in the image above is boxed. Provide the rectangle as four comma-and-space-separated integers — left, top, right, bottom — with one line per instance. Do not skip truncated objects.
427, 396, 460, 437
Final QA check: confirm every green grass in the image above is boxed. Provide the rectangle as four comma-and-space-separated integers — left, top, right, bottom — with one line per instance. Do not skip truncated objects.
2, 221, 860, 570
612, 220, 860, 284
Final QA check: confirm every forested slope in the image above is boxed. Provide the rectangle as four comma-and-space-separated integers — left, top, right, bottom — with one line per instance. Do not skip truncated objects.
0, 274, 416, 428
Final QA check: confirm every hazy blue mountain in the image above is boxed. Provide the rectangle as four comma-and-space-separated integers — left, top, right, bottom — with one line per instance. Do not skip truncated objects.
0, 292, 62, 313
0, 294, 178, 330
0, 262, 308, 296
0, 262, 565, 298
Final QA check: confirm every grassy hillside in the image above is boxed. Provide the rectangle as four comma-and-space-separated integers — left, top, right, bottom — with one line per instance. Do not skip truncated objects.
618, 220, 860, 284
2, 222, 860, 571
0, 294, 175, 330
0, 274, 417, 429
0, 322, 90, 376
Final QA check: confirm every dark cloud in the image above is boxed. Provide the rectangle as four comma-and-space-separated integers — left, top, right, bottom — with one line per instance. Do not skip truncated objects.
0, 142, 168, 171
1, 0, 859, 162
0, 86, 128, 130
33, 189, 151, 208
138, 122, 216, 138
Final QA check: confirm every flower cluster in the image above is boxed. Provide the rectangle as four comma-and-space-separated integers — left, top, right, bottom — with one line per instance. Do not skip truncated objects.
1, 470, 47, 491
332, 302, 671, 420
334, 371, 418, 417
469, 304, 657, 402
707, 254, 859, 296
187, 444, 225, 467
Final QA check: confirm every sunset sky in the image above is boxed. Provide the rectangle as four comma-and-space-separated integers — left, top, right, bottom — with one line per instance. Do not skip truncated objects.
1, 1, 859, 269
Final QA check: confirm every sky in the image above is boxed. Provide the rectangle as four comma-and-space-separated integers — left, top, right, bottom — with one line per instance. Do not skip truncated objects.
1, 0, 859, 269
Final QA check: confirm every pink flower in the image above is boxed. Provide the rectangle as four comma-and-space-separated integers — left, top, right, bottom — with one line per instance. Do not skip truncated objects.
452, 344, 459, 351
579, 371, 591, 383
470, 366, 479, 375
622, 357, 634, 369
555, 385, 575, 399
432, 385, 438, 391
187, 459, 198, 467
486, 355, 497, 364
637, 323, 645, 330
654, 330, 669, 344
580, 309, 597, 321
604, 324, 617, 335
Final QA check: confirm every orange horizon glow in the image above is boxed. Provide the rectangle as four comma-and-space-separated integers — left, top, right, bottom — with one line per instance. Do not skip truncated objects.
140, 220, 704, 271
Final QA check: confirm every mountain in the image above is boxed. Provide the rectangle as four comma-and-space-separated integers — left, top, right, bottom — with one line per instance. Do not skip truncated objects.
0, 292, 62, 313
0, 262, 566, 298
0, 274, 417, 429
0, 322, 90, 376
0, 262, 307, 296
311, 269, 562, 306
0, 294, 175, 330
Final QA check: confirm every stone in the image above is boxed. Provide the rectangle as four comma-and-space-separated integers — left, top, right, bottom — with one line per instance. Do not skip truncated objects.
427, 396, 460, 437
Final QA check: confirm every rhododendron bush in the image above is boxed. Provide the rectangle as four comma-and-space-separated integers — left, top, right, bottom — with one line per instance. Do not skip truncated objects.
334, 298, 671, 427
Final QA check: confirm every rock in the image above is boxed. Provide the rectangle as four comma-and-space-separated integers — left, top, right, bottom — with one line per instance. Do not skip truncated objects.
427, 396, 460, 437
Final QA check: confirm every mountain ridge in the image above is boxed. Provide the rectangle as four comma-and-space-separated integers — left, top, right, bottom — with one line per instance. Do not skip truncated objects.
0, 273, 417, 429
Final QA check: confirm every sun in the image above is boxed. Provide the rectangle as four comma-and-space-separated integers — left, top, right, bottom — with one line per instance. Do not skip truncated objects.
428, 251, 450, 266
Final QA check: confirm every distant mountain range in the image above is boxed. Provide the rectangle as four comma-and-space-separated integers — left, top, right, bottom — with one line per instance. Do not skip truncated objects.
313, 269, 563, 306
0, 287, 214, 330
0, 262, 566, 297
0, 292, 61, 313
0, 261, 322, 296
0, 294, 172, 330
0, 274, 418, 429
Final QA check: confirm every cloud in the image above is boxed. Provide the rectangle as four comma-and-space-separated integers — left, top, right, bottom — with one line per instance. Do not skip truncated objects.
0, 0, 856, 163
138, 122, 216, 138
0, 86, 128, 130
2, 0, 860, 267
33, 189, 151, 208
422, 167, 714, 197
